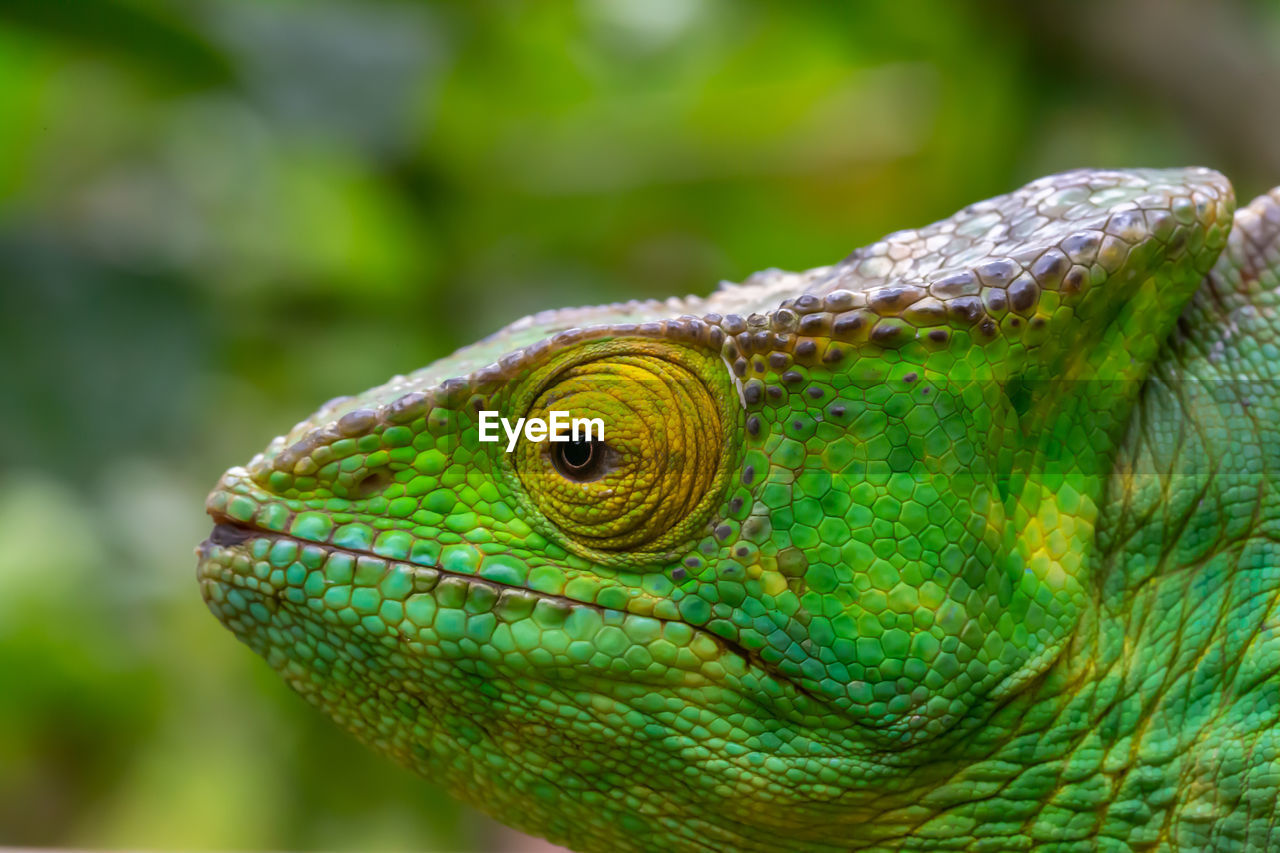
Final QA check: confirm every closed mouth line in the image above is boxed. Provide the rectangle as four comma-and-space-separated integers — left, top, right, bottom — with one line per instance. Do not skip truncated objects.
203, 510, 680, 631
201, 512, 825, 708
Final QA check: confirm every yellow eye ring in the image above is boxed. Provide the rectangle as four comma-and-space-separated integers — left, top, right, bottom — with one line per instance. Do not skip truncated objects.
512, 342, 735, 555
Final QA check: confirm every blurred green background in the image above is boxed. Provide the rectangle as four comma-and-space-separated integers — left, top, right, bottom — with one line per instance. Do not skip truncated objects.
3, 0, 1280, 849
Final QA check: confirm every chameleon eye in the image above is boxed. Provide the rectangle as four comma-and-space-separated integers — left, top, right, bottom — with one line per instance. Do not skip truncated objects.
514, 349, 730, 552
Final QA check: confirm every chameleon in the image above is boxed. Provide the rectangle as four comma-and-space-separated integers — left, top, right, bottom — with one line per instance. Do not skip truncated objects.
198, 167, 1280, 852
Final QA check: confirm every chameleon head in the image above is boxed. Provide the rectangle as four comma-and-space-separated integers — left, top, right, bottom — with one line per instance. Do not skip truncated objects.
198, 168, 1233, 850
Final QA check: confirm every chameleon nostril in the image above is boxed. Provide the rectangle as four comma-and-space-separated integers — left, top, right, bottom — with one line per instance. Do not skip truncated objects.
349, 469, 392, 500
209, 522, 255, 546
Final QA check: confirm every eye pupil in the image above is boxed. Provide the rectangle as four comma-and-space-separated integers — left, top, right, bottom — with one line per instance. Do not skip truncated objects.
553, 438, 604, 481
562, 439, 593, 469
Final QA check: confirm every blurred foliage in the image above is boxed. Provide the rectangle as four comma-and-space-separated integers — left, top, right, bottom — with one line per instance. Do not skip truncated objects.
2, 0, 1279, 849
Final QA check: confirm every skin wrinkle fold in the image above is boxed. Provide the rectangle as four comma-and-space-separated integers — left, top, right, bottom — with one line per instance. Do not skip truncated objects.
198, 168, 1280, 851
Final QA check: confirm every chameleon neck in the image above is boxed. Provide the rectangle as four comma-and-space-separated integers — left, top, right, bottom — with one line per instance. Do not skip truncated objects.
824, 202, 1280, 850
822, 575, 1274, 850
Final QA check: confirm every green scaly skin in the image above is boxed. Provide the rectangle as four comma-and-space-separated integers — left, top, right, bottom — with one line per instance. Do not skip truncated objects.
198, 168, 1280, 852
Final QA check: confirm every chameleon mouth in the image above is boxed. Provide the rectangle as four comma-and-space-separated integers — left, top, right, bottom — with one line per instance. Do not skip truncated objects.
198, 510, 444, 580
197, 510, 816, 704
199, 511, 611, 627
209, 520, 257, 547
